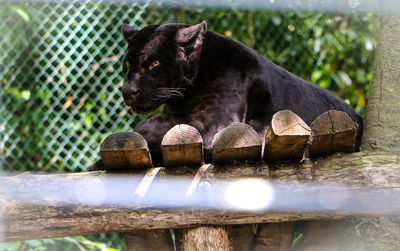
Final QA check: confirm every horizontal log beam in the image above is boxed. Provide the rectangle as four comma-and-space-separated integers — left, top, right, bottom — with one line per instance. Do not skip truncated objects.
1, 151, 400, 242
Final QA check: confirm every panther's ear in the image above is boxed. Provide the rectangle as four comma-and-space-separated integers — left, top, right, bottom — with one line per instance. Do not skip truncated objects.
176, 20, 207, 50
121, 24, 138, 41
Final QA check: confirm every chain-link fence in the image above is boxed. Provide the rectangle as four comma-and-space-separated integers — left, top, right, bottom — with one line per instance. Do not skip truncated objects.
0, 1, 376, 172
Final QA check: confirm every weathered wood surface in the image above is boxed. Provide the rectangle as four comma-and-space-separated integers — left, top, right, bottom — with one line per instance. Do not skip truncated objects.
161, 124, 203, 166
212, 123, 262, 163
309, 110, 357, 156
264, 110, 311, 160
100, 131, 152, 169
2, 151, 400, 242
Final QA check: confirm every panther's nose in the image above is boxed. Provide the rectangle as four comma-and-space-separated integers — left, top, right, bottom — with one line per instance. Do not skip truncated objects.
122, 86, 141, 98
130, 88, 140, 97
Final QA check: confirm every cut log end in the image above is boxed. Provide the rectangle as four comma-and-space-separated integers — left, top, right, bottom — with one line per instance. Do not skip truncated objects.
310, 110, 358, 157
161, 124, 203, 166
212, 123, 262, 163
100, 131, 152, 169
264, 110, 311, 160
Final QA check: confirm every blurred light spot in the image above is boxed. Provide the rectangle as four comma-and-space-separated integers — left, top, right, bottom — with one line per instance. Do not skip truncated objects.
199, 180, 212, 193
225, 179, 274, 211
74, 177, 106, 206
365, 40, 374, 51
318, 187, 349, 210
288, 24, 295, 32
340, 72, 352, 86
314, 38, 321, 53
21, 90, 30, 101
224, 30, 232, 37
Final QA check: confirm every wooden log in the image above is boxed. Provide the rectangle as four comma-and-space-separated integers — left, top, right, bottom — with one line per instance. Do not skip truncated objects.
264, 110, 311, 160
2, 152, 400, 242
309, 110, 357, 157
181, 227, 231, 251
173, 163, 230, 251
100, 131, 152, 169
161, 124, 203, 166
125, 167, 174, 251
212, 123, 262, 163
124, 230, 174, 251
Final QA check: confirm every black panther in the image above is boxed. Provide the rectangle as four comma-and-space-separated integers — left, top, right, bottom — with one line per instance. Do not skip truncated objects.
106, 20, 363, 166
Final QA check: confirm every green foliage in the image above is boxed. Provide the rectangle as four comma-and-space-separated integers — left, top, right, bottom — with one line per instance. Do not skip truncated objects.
0, 234, 124, 251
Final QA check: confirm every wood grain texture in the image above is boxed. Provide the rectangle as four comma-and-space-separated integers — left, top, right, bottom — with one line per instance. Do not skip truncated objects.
161, 124, 203, 166
264, 110, 311, 160
181, 227, 231, 251
310, 110, 357, 156
2, 152, 400, 242
212, 123, 262, 163
100, 131, 152, 169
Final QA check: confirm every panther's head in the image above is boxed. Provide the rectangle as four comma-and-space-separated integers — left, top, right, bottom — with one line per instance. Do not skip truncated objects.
121, 21, 207, 114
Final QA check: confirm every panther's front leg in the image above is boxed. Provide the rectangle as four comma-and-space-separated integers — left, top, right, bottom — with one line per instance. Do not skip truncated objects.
135, 114, 181, 166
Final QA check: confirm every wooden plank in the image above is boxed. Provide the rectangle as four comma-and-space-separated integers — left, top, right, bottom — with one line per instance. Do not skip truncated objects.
264, 110, 311, 160
100, 131, 152, 169
310, 110, 357, 156
2, 152, 400, 241
161, 124, 203, 166
212, 123, 262, 163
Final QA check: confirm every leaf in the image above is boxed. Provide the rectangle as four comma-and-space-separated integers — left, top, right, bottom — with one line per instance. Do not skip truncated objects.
13, 7, 30, 21
311, 70, 323, 82
63, 94, 73, 110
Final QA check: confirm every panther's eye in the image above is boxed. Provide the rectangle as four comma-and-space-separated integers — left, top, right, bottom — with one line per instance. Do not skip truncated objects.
125, 61, 131, 68
151, 60, 160, 68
